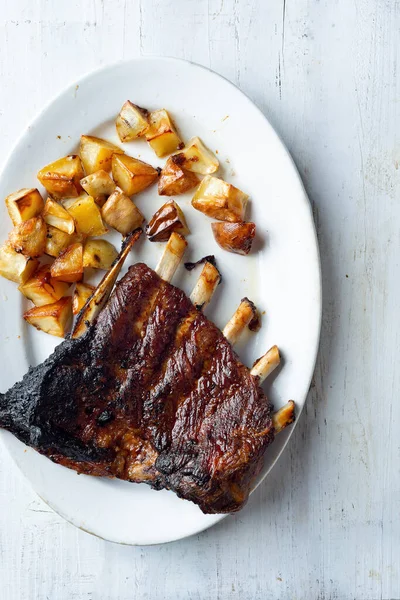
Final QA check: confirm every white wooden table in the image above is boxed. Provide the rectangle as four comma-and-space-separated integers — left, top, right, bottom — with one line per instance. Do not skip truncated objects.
1, 1, 399, 599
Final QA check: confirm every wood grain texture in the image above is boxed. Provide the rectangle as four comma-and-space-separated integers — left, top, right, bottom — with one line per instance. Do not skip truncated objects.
1, 0, 399, 598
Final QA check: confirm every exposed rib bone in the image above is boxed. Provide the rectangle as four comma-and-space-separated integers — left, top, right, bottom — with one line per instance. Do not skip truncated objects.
273, 401, 295, 433
250, 345, 280, 383
190, 261, 221, 310
155, 232, 188, 282
223, 297, 257, 344
71, 228, 142, 339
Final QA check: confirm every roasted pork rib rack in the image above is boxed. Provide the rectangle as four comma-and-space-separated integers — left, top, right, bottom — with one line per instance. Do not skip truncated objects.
0, 230, 294, 514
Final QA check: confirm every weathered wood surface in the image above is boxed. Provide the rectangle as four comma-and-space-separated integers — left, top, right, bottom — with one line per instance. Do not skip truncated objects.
0, 1, 399, 598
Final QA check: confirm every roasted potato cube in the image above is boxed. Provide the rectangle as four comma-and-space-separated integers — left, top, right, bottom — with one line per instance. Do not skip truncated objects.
191, 175, 248, 222
8, 217, 47, 258
72, 282, 95, 315
80, 170, 116, 206
158, 158, 199, 196
172, 137, 219, 175
5, 188, 44, 225
45, 226, 85, 257
80, 135, 124, 175
146, 200, 190, 242
37, 155, 84, 199
116, 101, 149, 142
82, 239, 118, 270
63, 193, 107, 236
211, 221, 256, 255
101, 188, 144, 235
50, 242, 83, 283
43, 197, 75, 234
19, 264, 69, 306
145, 109, 183, 157
23, 297, 72, 338
112, 154, 159, 196
0, 244, 38, 284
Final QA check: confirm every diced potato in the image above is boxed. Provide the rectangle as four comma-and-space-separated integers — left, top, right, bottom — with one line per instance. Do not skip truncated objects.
112, 154, 159, 196
43, 197, 75, 234
172, 137, 219, 175
191, 175, 249, 222
18, 264, 69, 306
146, 200, 190, 242
211, 221, 256, 255
82, 239, 118, 270
0, 244, 38, 284
45, 225, 73, 257
145, 109, 183, 157
63, 193, 107, 236
80, 135, 124, 175
158, 158, 199, 196
23, 297, 72, 338
72, 282, 95, 315
101, 188, 144, 235
116, 101, 149, 142
8, 217, 47, 258
37, 155, 84, 199
80, 170, 116, 206
50, 243, 83, 283
5, 188, 44, 225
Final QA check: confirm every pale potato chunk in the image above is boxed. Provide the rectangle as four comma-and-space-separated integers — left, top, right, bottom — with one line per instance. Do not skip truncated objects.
146, 200, 190, 242
211, 221, 256, 255
191, 175, 248, 222
82, 239, 118, 270
64, 193, 107, 236
0, 244, 38, 284
43, 197, 75, 234
80, 135, 124, 175
45, 226, 73, 257
101, 188, 144, 235
116, 101, 149, 142
23, 297, 72, 338
5, 188, 44, 225
8, 217, 47, 258
19, 264, 69, 306
80, 170, 116, 206
158, 157, 199, 196
112, 154, 159, 196
37, 155, 84, 199
50, 242, 83, 283
172, 137, 219, 174
72, 282, 95, 315
145, 109, 183, 157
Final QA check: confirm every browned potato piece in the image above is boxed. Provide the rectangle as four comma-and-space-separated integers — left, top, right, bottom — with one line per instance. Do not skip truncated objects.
45, 226, 73, 257
43, 197, 75, 234
112, 154, 159, 196
37, 155, 84, 199
82, 239, 118, 270
116, 101, 149, 142
146, 200, 190, 242
80, 170, 116, 206
63, 194, 107, 236
101, 188, 144, 235
19, 265, 69, 306
145, 109, 183, 157
23, 297, 72, 338
172, 137, 219, 175
50, 242, 83, 283
192, 175, 248, 222
0, 244, 38, 284
5, 188, 44, 225
80, 135, 124, 175
211, 221, 256, 255
158, 158, 199, 196
72, 282, 95, 315
8, 217, 47, 258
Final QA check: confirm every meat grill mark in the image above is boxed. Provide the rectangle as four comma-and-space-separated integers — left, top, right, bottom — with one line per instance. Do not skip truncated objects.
0, 263, 274, 514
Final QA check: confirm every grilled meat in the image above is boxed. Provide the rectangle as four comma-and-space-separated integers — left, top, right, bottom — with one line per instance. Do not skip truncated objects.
0, 263, 274, 514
